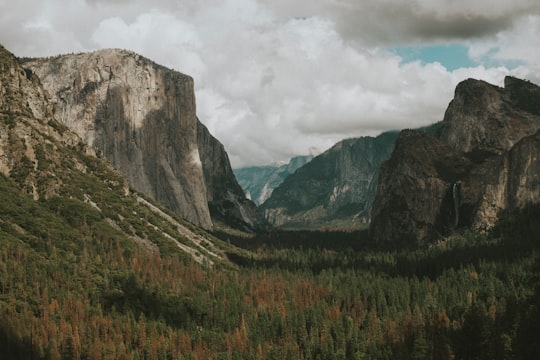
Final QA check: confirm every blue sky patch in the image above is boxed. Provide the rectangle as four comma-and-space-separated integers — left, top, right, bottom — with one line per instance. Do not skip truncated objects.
392, 43, 476, 70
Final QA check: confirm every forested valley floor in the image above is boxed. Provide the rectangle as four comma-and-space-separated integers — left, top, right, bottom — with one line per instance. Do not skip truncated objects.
1, 171, 540, 359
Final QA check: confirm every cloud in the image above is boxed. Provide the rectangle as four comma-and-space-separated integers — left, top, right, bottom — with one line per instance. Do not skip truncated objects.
92, 11, 207, 79
469, 15, 540, 64
1, 0, 540, 167
264, 0, 540, 45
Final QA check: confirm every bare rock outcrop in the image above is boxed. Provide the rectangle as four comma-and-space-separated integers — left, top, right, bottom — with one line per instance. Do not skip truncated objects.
260, 131, 400, 229
197, 121, 270, 232
371, 77, 540, 245
23, 50, 214, 229
0, 44, 85, 197
440, 77, 540, 153
370, 130, 472, 245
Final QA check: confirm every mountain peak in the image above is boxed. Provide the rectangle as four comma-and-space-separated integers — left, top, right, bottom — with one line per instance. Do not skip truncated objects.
371, 76, 540, 245
504, 75, 540, 115
21, 48, 267, 232
440, 76, 540, 154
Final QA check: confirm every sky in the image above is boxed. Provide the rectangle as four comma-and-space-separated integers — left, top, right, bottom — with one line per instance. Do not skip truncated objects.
2, 0, 540, 167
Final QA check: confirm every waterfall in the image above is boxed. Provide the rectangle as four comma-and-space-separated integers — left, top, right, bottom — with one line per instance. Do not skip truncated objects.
452, 182, 460, 228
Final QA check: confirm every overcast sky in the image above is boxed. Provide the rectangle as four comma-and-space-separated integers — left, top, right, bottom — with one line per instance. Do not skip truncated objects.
2, 0, 540, 167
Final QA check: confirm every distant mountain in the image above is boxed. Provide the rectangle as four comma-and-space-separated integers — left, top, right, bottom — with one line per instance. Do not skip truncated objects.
234, 155, 314, 206
22, 49, 268, 232
259, 124, 440, 230
259, 131, 397, 229
370, 77, 540, 245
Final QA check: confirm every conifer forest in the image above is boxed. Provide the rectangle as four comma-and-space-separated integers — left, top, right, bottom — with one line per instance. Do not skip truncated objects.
1, 172, 540, 359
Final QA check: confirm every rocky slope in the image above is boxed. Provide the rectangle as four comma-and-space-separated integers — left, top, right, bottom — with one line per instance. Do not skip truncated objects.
0, 43, 231, 266
234, 155, 314, 206
370, 77, 540, 245
22, 50, 266, 231
260, 131, 400, 229
197, 121, 269, 232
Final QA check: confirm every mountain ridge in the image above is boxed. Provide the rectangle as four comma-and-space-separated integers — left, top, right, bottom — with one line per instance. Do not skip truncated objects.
22, 49, 268, 232
258, 123, 440, 230
370, 76, 540, 245
260, 130, 401, 229
0, 43, 232, 266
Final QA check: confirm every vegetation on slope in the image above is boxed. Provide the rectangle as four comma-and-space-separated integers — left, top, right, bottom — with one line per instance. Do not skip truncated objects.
1, 168, 539, 359
2, 43, 539, 359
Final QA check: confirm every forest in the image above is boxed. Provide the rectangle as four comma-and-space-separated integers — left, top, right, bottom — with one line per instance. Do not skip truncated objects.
1, 169, 540, 359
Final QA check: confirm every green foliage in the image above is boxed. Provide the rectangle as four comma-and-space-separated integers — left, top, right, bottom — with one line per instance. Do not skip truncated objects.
10, 154, 33, 187
1, 167, 539, 359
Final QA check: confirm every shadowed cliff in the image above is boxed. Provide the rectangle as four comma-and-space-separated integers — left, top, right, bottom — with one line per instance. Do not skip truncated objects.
371, 77, 540, 245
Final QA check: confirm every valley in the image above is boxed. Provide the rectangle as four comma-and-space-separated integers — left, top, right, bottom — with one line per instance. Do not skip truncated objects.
1, 41, 540, 360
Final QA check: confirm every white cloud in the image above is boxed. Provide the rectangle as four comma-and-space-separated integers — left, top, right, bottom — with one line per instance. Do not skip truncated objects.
469, 15, 540, 65
92, 11, 207, 79
1, 0, 540, 167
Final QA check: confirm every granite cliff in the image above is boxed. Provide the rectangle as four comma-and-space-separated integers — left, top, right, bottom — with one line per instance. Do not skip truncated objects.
22, 50, 266, 231
260, 131, 400, 229
0, 43, 230, 266
370, 77, 540, 245
197, 121, 269, 232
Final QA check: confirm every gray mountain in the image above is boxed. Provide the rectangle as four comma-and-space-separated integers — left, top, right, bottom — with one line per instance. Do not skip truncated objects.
22, 50, 268, 232
260, 131, 401, 229
0, 43, 230, 266
233, 155, 314, 206
370, 77, 540, 245
197, 121, 271, 232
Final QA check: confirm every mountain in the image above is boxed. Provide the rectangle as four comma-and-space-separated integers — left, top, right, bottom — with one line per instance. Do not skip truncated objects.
3, 43, 540, 360
197, 121, 270, 232
233, 155, 314, 206
0, 43, 250, 358
21, 49, 267, 232
260, 131, 400, 229
370, 77, 540, 245
0, 44, 232, 266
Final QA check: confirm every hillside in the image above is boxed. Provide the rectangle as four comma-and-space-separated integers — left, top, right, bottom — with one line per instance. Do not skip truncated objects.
0, 42, 254, 357
260, 131, 399, 229
2, 43, 540, 360
0, 44, 235, 265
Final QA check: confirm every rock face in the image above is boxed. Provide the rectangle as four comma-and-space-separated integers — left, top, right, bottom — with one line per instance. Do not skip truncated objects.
22, 50, 266, 231
370, 131, 473, 245
439, 77, 540, 153
0, 44, 229, 266
0, 44, 84, 196
370, 77, 540, 245
197, 121, 269, 232
260, 131, 400, 229
234, 155, 314, 206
